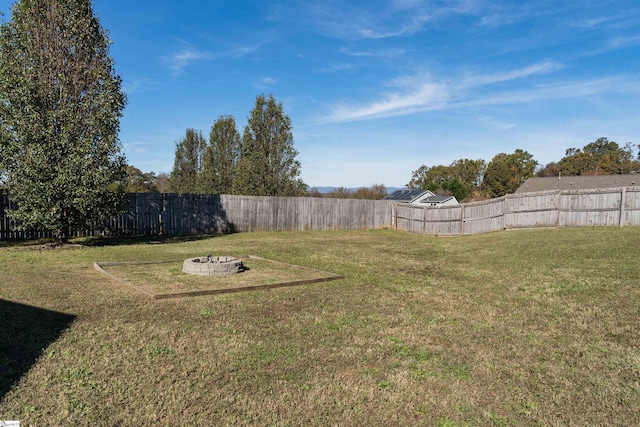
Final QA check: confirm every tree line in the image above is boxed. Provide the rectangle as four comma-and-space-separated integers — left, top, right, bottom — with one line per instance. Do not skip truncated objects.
166, 95, 306, 197
130, 136, 639, 202
407, 138, 639, 201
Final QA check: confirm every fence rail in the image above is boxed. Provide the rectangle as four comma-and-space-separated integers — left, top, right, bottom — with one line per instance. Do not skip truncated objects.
1, 187, 639, 240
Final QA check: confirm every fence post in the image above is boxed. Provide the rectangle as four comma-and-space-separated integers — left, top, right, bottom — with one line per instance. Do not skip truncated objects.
555, 190, 561, 227
460, 204, 465, 236
619, 187, 626, 227
392, 203, 397, 229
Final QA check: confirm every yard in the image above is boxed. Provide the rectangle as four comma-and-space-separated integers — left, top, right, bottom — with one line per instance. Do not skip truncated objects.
1, 227, 639, 426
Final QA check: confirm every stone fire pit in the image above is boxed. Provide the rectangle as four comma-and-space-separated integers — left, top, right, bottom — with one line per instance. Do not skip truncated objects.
182, 255, 244, 276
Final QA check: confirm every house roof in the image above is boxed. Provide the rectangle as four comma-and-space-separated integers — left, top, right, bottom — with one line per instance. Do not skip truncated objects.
516, 174, 639, 193
420, 195, 455, 204
383, 189, 432, 202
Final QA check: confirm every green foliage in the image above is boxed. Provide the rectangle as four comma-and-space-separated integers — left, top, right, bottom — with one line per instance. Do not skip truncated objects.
536, 162, 560, 177
168, 128, 205, 194
0, 0, 127, 242
320, 185, 387, 200
232, 94, 306, 196
407, 159, 485, 201
324, 187, 353, 199
482, 149, 537, 198
125, 166, 158, 193
558, 138, 640, 176
442, 178, 466, 201
351, 184, 387, 200
198, 115, 240, 194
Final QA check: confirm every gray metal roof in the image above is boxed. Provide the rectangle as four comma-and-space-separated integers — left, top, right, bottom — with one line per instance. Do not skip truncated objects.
516, 175, 639, 193
383, 189, 430, 202
420, 195, 454, 203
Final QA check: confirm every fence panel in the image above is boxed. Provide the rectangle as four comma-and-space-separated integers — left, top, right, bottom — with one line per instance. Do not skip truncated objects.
462, 198, 505, 234
504, 191, 559, 229
425, 206, 462, 235
624, 188, 640, 226
395, 203, 426, 234
559, 189, 622, 227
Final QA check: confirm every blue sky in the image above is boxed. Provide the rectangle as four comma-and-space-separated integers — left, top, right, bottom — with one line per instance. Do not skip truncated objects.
1, 0, 639, 187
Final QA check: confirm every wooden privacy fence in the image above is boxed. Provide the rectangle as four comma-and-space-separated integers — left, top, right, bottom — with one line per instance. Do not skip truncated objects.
394, 186, 640, 235
0, 192, 394, 239
2, 187, 640, 239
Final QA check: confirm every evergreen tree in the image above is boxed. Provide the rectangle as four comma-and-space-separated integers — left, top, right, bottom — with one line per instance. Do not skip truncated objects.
198, 115, 240, 194
0, 0, 127, 242
233, 95, 306, 196
168, 128, 205, 194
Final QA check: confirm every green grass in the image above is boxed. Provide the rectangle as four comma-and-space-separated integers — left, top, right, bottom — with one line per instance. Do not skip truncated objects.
1, 227, 639, 426
99, 255, 340, 297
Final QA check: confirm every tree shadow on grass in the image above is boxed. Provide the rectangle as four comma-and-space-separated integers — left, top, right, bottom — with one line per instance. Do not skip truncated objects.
0, 299, 75, 400
80, 232, 234, 247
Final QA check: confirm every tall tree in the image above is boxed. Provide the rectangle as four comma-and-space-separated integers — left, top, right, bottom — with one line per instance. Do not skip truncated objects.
448, 158, 486, 196
482, 149, 537, 198
233, 94, 306, 196
407, 158, 485, 201
198, 115, 240, 194
407, 164, 452, 192
169, 128, 205, 194
0, 0, 127, 242
125, 166, 158, 193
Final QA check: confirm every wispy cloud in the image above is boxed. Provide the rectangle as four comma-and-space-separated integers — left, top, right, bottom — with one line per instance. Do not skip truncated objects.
339, 46, 406, 58
459, 61, 565, 88
270, 0, 478, 41
122, 78, 158, 95
162, 41, 211, 75
161, 38, 266, 76
356, 13, 432, 39
569, 10, 640, 30
570, 16, 616, 29
478, 116, 516, 130
450, 75, 636, 109
318, 63, 354, 73
123, 141, 150, 154
253, 77, 278, 90
609, 34, 640, 49
328, 79, 449, 122
222, 42, 265, 58
325, 62, 637, 123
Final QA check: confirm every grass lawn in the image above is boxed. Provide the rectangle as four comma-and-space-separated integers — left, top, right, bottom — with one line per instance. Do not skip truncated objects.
0, 227, 639, 426
97, 256, 342, 298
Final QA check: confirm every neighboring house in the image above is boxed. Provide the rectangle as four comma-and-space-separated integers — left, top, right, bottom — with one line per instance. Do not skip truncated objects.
420, 195, 459, 208
516, 174, 639, 194
383, 189, 435, 204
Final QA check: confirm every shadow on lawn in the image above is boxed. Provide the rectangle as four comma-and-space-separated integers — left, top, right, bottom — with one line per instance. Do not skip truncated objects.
81, 232, 233, 247
0, 299, 75, 400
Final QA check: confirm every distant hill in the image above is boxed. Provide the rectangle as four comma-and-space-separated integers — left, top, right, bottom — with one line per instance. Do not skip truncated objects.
312, 187, 406, 194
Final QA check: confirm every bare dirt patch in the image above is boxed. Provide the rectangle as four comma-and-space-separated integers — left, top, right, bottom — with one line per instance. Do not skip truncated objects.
95, 255, 343, 299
